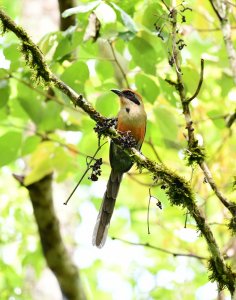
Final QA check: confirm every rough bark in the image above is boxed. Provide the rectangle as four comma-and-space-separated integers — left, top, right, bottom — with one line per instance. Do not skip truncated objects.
58, 0, 76, 30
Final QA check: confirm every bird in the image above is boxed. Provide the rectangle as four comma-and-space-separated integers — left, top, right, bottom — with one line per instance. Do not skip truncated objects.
92, 89, 147, 248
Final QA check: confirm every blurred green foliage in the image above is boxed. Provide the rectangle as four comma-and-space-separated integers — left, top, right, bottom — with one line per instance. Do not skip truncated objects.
0, 0, 235, 299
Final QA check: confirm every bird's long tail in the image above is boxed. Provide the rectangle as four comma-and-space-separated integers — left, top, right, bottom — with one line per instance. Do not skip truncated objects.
92, 170, 123, 248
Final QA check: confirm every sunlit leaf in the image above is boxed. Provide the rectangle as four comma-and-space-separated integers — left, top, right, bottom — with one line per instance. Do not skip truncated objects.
3, 43, 21, 71
39, 101, 64, 131
154, 106, 178, 140
0, 80, 10, 108
18, 96, 43, 125
110, 2, 137, 33
21, 135, 41, 156
94, 2, 117, 24
0, 131, 22, 166
61, 61, 89, 93
24, 142, 54, 185
207, 110, 226, 129
128, 37, 157, 74
142, 3, 164, 31
95, 61, 114, 81
95, 92, 119, 117
135, 74, 159, 103
62, 1, 101, 17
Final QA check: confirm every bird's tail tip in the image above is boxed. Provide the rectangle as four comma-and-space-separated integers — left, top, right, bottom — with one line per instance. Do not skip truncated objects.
92, 213, 109, 248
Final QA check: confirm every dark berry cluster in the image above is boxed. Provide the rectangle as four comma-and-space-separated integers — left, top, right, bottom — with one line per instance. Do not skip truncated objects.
116, 131, 137, 149
88, 158, 103, 181
94, 118, 117, 136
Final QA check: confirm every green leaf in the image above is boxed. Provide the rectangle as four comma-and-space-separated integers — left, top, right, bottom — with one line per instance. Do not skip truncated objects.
18, 96, 43, 125
51, 147, 77, 182
95, 92, 119, 117
94, 2, 117, 24
0, 68, 8, 79
0, 80, 10, 108
128, 37, 157, 74
158, 76, 178, 106
53, 31, 83, 61
110, 2, 137, 33
79, 40, 99, 58
207, 110, 226, 129
182, 66, 201, 96
154, 106, 178, 140
142, 3, 164, 31
16, 80, 44, 124
38, 32, 61, 56
39, 101, 64, 131
95, 61, 114, 81
24, 142, 54, 185
53, 37, 72, 61
62, 0, 101, 17
61, 61, 89, 93
118, 31, 135, 41
21, 135, 41, 156
3, 43, 21, 71
135, 74, 159, 103
0, 131, 22, 166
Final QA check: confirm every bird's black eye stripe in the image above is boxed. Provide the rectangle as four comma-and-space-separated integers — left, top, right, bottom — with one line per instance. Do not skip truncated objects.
122, 90, 140, 105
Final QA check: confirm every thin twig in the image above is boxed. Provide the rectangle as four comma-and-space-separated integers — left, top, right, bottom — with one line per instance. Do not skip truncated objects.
209, 0, 224, 21
145, 139, 163, 164
161, 0, 170, 11
185, 59, 205, 103
200, 162, 236, 214
147, 188, 152, 234
64, 141, 107, 205
112, 236, 207, 260
108, 40, 130, 88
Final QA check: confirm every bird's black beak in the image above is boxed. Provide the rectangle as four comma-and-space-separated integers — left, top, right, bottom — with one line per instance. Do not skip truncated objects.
111, 89, 123, 96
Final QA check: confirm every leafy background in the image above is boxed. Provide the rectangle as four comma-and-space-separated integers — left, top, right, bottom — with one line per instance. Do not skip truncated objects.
0, 0, 235, 299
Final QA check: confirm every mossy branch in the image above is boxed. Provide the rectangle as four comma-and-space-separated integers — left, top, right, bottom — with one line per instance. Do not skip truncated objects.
167, 6, 236, 230
0, 8, 235, 295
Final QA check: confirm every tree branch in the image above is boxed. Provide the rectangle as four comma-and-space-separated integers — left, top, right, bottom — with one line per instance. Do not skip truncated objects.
112, 236, 207, 260
14, 174, 87, 300
168, 6, 236, 225
1, 8, 235, 295
209, 0, 236, 84
165, 5, 236, 294
58, 0, 76, 31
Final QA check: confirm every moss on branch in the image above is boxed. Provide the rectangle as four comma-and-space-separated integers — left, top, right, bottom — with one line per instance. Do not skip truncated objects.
1, 8, 235, 295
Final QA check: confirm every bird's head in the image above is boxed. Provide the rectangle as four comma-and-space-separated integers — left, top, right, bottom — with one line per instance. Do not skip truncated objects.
111, 89, 143, 108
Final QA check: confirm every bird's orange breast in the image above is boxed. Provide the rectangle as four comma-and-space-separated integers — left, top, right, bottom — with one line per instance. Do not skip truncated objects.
117, 120, 146, 145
